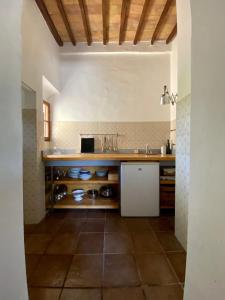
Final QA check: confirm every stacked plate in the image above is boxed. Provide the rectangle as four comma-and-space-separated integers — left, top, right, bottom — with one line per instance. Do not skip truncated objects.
72, 189, 85, 202
79, 169, 92, 180
68, 168, 81, 179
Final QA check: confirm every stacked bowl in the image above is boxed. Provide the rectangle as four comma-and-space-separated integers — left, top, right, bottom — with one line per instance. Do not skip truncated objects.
68, 168, 81, 179
72, 189, 85, 202
79, 169, 92, 181
96, 169, 108, 177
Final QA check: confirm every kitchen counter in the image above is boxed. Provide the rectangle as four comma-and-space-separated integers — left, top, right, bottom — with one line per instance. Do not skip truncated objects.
42, 152, 175, 161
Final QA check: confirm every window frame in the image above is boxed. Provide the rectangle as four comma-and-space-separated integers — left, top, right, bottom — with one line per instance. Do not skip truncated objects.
43, 100, 51, 142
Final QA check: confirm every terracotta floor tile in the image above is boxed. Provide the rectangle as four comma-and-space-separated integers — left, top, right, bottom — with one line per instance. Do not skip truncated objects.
156, 232, 184, 252
104, 232, 134, 254
144, 285, 183, 300
81, 219, 105, 232
105, 218, 128, 232
76, 233, 104, 254
66, 210, 88, 219
24, 212, 186, 294
46, 233, 79, 254
167, 252, 186, 282
106, 210, 121, 218
65, 254, 103, 287
60, 288, 101, 300
30, 255, 72, 287
28, 288, 61, 300
87, 209, 106, 218
103, 287, 145, 300
59, 218, 85, 233
47, 211, 68, 220
136, 254, 178, 285
33, 218, 64, 234
149, 217, 174, 232
132, 231, 163, 254
25, 234, 52, 254
125, 218, 152, 232
103, 254, 140, 287
24, 224, 37, 234
25, 255, 41, 284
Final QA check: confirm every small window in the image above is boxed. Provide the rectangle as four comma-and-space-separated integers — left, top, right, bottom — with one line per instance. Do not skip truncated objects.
43, 101, 51, 141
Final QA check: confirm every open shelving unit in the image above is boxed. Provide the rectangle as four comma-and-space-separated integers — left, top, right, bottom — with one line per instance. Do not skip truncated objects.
47, 195, 119, 209
53, 176, 119, 185
160, 166, 176, 210
45, 165, 120, 210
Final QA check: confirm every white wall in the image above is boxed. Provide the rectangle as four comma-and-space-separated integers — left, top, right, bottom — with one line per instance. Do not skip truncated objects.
0, 1, 28, 299
184, 0, 225, 298
170, 38, 177, 121
22, 0, 60, 222
177, 1, 191, 100
54, 53, 170, 122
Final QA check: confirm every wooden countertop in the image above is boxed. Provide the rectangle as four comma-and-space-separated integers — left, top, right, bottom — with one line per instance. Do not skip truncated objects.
42, 153, 175, 161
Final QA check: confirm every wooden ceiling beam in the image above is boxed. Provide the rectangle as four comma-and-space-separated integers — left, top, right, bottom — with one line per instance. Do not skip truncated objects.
119, 0, 131, 45
56, 0, 76, 45
35, 0, 63, 46
151, 0, 174, 45
78, 0, 92, 46
134, 0, 153, 45
166, 23, 177, 44
102, 0, 110, 45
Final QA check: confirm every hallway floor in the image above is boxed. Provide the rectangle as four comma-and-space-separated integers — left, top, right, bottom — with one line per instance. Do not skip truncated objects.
24, 210, 186, 300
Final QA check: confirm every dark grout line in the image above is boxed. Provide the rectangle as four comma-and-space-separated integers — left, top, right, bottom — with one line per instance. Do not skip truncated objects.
101, 211, 107, 298
151, 228, 183, 285
26, 211, 186, 294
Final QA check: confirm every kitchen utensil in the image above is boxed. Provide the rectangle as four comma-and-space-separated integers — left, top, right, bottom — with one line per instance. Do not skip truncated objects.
68, 168, 81, 179
80, 169, 90, 174
87, 189, 98, 199
79, 172, 92, 180
53, 184, 67, 202
99, 185, 114, 198
72, 189, 85, 202
161, 145, 166, 155
96, 169, 108, 177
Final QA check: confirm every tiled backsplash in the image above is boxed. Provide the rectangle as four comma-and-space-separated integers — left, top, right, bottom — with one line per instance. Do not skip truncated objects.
50, 121, 170, 150
175, 95, 191, 250
23, 109, 38, 224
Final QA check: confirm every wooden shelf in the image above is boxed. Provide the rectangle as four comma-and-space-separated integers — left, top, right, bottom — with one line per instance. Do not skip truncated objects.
160, 180, 175, 185
47, 195, 119, 209
53, 176, 119, 185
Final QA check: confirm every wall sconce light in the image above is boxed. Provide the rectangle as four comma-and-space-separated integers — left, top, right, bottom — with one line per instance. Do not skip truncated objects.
160, 85, 177, 105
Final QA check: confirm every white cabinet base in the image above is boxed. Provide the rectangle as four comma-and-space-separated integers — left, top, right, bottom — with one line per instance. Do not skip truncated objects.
121, 162, 159, 217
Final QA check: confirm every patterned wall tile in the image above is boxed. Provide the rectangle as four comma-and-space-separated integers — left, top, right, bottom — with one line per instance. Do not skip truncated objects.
22, 109, 39, 224
50, 121, 170, 151
175, 95, 191, 250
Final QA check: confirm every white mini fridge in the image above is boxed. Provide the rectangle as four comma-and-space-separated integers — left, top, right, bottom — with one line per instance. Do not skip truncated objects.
121, 162, 159, 217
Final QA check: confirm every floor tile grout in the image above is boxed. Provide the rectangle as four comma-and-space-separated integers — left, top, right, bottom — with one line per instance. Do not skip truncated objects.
151, 228, 183, 285
25, 210, 186, 296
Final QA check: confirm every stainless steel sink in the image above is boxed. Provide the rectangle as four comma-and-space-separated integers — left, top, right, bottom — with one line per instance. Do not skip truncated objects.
94, 149, 161, 155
